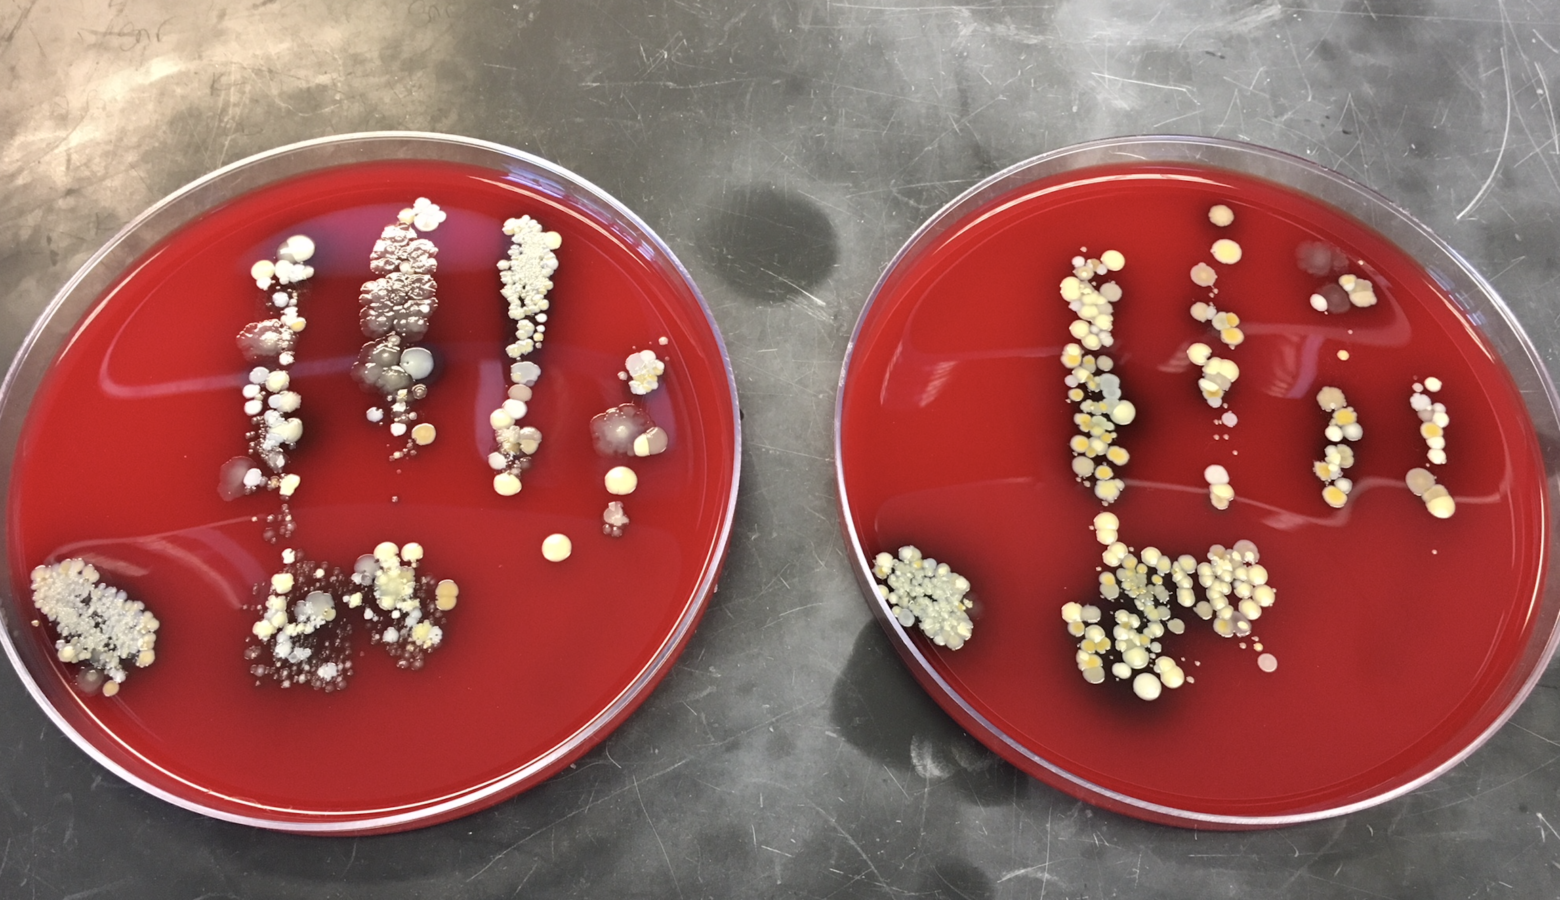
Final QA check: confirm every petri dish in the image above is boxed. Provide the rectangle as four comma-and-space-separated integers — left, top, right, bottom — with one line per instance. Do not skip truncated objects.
835, 135, 1560, 828
0, 133, 740, 834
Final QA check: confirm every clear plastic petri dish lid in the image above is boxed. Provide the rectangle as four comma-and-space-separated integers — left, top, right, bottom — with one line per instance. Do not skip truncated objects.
0, 132, 740, 834
835, 135, 1560, 828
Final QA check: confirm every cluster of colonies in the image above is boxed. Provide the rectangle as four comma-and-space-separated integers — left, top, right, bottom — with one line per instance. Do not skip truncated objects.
488, 215, 560, 497
1061, 512, 1189, 701
245, 543, 459, 690
1308, 272, 1378, 312
1188, 207, 1247, 510
353, 198, 445, 457
870, 546, 974, 650
1064, 514, 1278, 699
1406, 377, 1456, 518
29, 559, 159, 696
587, 346, 671, 542
223, 220, 460, 691
221, 234, 318, 539
1059, 250, 1134, 504
1312, 386, 1364, 508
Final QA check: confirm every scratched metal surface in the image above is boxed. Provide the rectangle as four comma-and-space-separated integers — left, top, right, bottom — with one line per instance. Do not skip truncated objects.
2, 0, 1560, 897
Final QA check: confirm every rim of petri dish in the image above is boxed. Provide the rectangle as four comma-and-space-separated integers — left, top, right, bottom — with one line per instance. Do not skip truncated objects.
834, 134, 1560, 828
0, 132, 741, 834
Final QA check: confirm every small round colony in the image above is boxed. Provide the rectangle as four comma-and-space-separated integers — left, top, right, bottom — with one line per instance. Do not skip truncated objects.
1313, 386, 1363, 508
353, 199, 444, 459
31, 559, 159, 695
488, 215, 562, 495
1208, 204, 1235, 227
1059, 250, 1133, 504
223, 234, 317, 540
872, 545, 974, 650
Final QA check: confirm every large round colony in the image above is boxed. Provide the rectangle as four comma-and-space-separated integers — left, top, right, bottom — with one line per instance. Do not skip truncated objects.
244, 550, 352, 691
1064, 512, 1189, 700
31, 559, 159, 696
222, 234, 317, 539
1313, 386, 1363, 508
1406, 376, 1456, 518
871, 546, 974, 650
353, 198, 445, 458
1059, 251, 1134, 504
488, 215, 561, 496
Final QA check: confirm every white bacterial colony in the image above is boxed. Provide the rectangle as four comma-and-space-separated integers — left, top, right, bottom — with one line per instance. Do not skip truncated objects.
871, 546, 974, 650
31, 559, 159, 696
222, 234, 317, 540
1309, 272, 1378, 312
354, 198, 446, 458
1313, 386, 1363, 508
1059, 250, 1133, 505
1407, 376, 1456, 518
620, 349, 666, 395
488, 215, 561, 497
542, 533, 573, 562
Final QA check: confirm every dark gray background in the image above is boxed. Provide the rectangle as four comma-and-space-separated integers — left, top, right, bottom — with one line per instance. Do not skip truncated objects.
4, 0, 1560, 897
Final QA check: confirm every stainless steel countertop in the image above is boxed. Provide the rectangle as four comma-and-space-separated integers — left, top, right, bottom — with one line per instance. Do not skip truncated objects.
4, 1, 1560, 896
